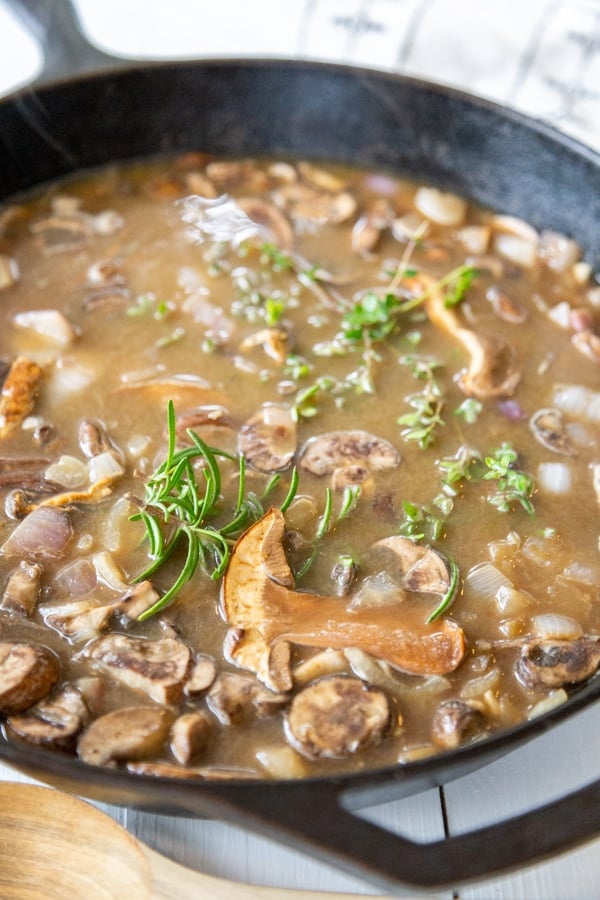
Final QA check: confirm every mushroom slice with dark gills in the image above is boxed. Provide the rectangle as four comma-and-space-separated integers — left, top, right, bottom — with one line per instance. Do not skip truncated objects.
284, 676, 390, 760
82, 634, 192, 704
372, 536, 452, 596
529, 408, 574, 455
240, 326, 293, 365
221, 509, 466, 691
0, 642, 60, 715
238, 404, 297, 474
7, 683, 90, 749
77, 706, 173, 767
516, 637, 600, 690
298, 430, 400, 489
207, 672, 289, 725
431, 699, 486, 751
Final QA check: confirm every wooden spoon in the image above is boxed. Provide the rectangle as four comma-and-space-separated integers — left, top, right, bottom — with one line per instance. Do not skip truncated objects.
0, 782, 393, 899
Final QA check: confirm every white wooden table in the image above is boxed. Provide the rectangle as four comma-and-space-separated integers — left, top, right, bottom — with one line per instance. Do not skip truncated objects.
1, 1, 599, 896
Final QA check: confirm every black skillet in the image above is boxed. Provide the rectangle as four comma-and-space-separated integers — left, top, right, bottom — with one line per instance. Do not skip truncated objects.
1, 0, 600, 892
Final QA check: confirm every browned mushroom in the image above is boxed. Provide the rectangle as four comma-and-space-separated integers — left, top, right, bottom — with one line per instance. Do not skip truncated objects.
221, 509, 466, 691
7, 684, 90, 749
206, 672, 289, 725
237, 197, 294, 251
183, 654, 218, 697
430, 699, 486, 750
372, 536, 451, 595
415, 275, 521, 399
0, 641, 60, 714
238, 404, 297, 473
170, 711, 214, 765
240, 326, 293, 364
83, 634, 192, 704
529, 408, 574, 455
516, 637, 600, 689
284, 675, 390, 759
298, 430, 400, 488
1, 561, 42, 617
0, 356, 44, 439
77, 706, 173, 767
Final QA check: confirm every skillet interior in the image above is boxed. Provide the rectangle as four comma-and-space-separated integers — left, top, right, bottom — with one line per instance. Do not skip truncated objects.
1, 59, 600, 890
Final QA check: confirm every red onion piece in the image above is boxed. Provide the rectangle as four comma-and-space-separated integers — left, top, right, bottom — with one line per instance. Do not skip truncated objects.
497, 399, 527, 421
1, 506, 73, 559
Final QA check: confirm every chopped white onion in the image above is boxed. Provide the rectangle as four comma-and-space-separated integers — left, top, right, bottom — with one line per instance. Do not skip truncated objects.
54, 558, 97, 596
47, 358, 96, 399
92, 550, 129, 591
100, 496, 136, 553
552, 384, 600, 423
531, 614, 583, 640
495, 585, 533, 616
493, 233, 537, 268
0, 254, 19, 290
492, 214, 539, 243
44, 454, 88, 488
464, 562, 513, 602
414, 187, 467, 226
256, 746, 306, 779
457, 225, 490, 255
348, 572, 403, 610
527, 689, 568, 720
537, 461, 572, 494
88, 451, 124, 485
573, 261, 592, 285
547, 300, 571, 329
15, 309, 78, 345
538, 230, 580, 271
460, 667, 501, 700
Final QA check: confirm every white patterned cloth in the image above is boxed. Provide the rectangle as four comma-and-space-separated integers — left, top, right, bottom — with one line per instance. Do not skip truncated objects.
1, 0, 599, 151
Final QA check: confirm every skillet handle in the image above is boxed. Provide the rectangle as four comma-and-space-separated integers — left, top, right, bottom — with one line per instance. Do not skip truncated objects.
183, 776, 600, 891
4, 0, 137, 86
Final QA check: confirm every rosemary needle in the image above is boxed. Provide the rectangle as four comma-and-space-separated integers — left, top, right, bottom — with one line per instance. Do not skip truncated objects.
131, 400, 298, 619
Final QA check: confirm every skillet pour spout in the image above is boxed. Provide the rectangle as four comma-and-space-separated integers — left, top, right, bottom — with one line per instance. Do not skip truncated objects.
1, 0, 600, 892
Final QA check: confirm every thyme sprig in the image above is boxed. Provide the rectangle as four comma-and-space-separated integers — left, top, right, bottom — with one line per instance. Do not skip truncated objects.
130, 401, 298, 619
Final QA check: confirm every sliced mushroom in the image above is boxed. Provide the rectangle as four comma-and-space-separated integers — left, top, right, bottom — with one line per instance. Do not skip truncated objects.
78, 418, 120, 460
372, 536, 451, 595
184, 654, 218, 697
430, 699, 486, 750
238, 404, 297, 473
240, 326, 293, 364
351, 198, 394, 256
170, 711, 214, 765
7, 684, 89, 749
77, 706, 173, 767
529, 408, 574, 455
116, 376, 226, 408
207, 672, 289, 725
83, 634, 192, 704
41, 598, 116, 642
298, 430, 400, 488
486, 287, 528, 324
0, 356, 44, 439
221, 509, 466, 690
419, 275, 521, 399
284, 675, 390, 759
175, 405, 232, 444
516, 637, 600, 690
0, 506, 73, 559
1, 561, 42, 617
237, 197, 294, 251
0, 641, 60, 714
30, 213, 92, 255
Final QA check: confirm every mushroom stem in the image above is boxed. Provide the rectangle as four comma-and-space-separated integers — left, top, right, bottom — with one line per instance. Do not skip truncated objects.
222, 509, 466, 686
408, 274, 521, 399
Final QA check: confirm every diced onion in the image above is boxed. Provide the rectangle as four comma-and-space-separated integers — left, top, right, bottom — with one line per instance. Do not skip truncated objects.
55, 558, 97, 596
538, 230, 580, 271
414, 187, 467, 226
547, 301, 571, 329
88, 451, 124, 484
45, 454, 88, 488
537, 461, 572, 494
552, 384, 600, 423
531, 614, 583, 640
47, 358, 95, 399
100, 496, 136, 553
464, 562, 513, 601
493, 233, 537, 267
460, 667, 501, 700
92, 551, 129, 591
0, 506, 72, 558
15, 309, 78, 345
256, 746, 307, 779
527, 690, 568, 720
495, 585, 533, 616
457, 225, 490, 255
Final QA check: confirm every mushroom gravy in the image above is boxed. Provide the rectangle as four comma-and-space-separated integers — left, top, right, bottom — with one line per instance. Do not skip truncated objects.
0, 154, 598, 779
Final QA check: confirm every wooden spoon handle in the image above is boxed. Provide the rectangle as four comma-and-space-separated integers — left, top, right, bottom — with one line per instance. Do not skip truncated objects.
144, 845, 389, 899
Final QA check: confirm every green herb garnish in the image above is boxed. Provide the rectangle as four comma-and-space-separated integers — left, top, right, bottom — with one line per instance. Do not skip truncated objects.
483, 443, 536, 514
130, 401, 298, 619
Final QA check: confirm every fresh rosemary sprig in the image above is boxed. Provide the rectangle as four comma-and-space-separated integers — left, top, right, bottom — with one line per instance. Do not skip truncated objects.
130, 401, 298, 619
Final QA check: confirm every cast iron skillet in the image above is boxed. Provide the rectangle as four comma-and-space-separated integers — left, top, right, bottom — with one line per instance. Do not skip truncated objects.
1, 0, 600, 892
